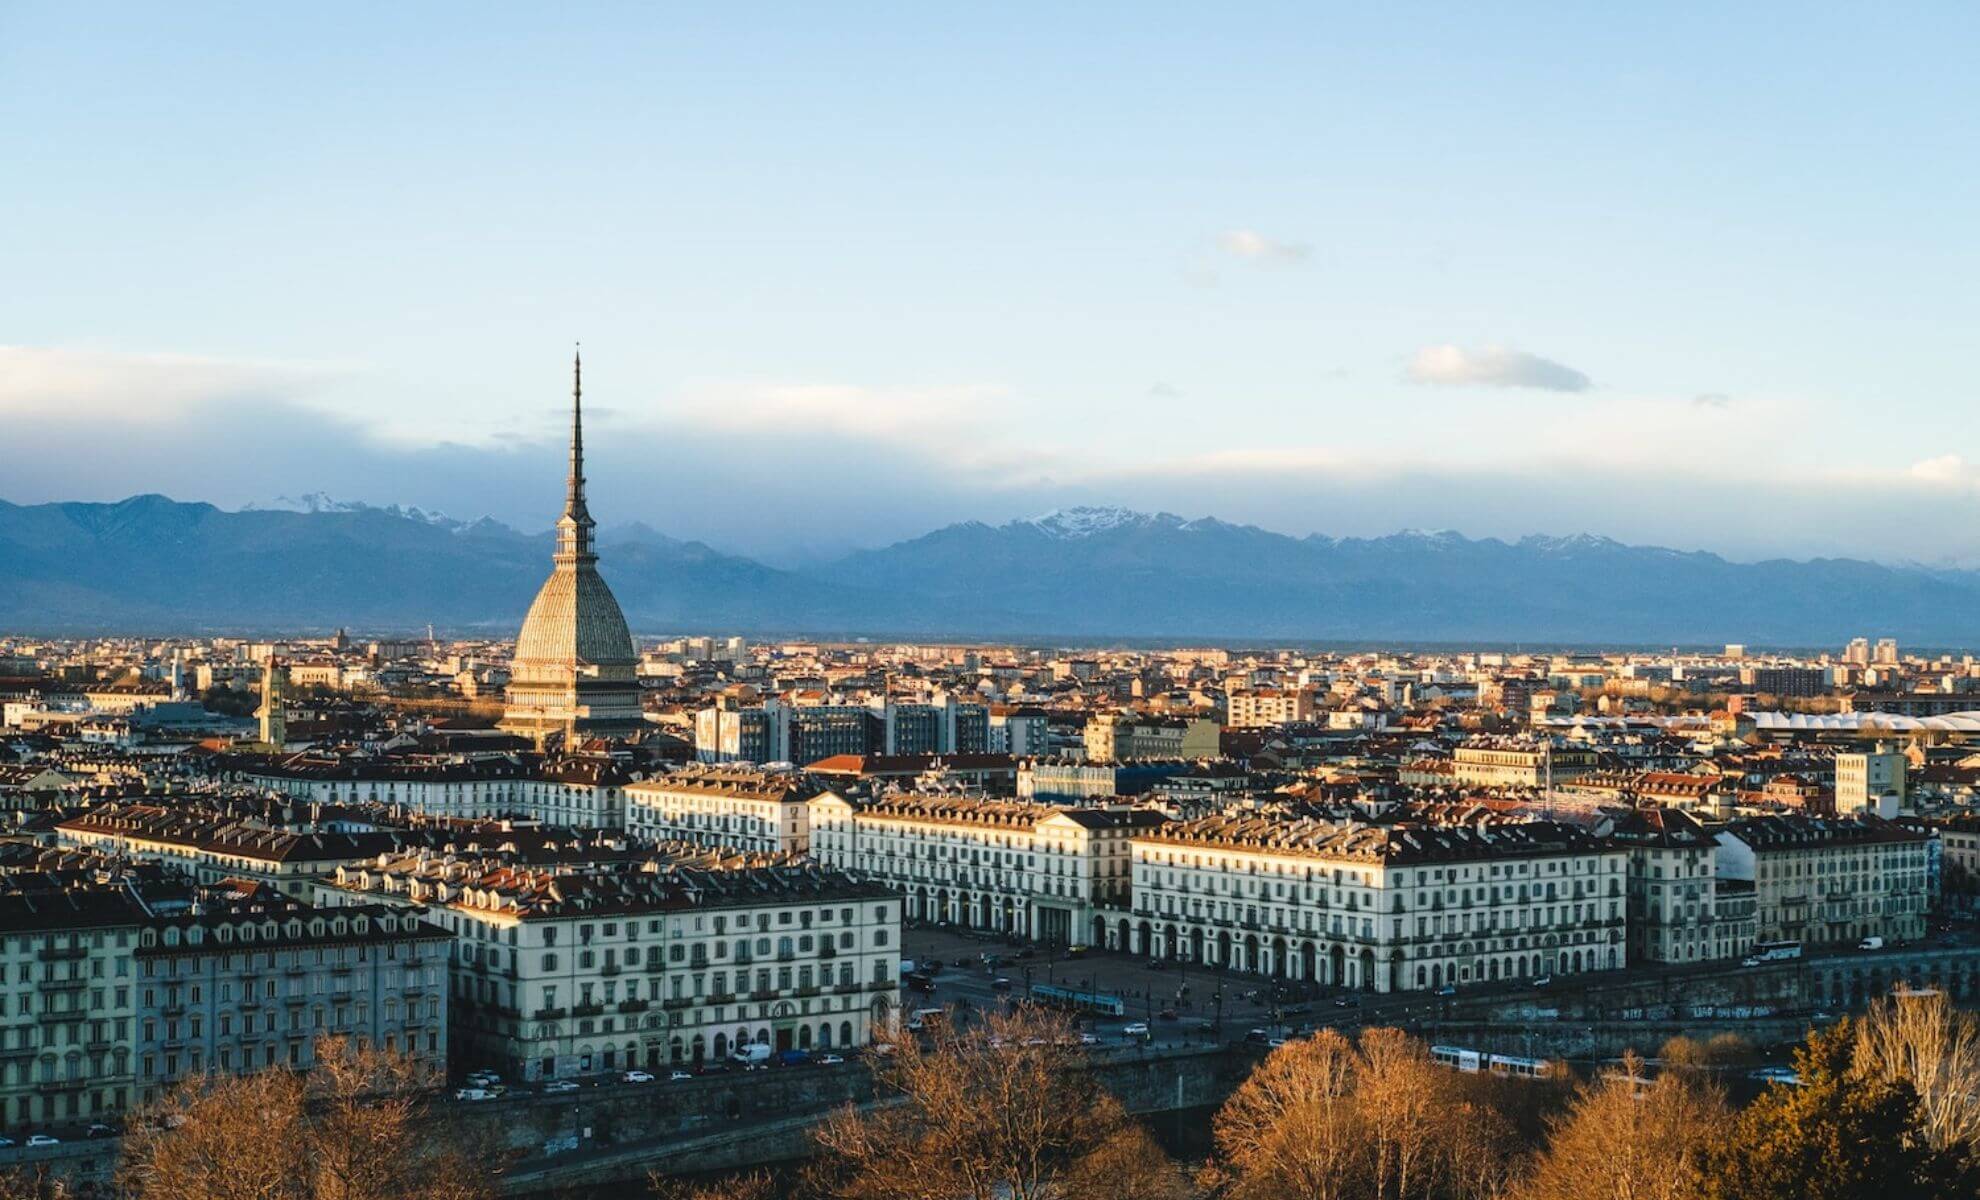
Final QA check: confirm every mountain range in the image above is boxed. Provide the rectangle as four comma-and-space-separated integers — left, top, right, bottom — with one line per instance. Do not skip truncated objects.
2, 496, 1978, 645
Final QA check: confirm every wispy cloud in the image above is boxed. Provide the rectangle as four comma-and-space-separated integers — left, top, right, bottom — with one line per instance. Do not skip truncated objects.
1217, 229, 1310, 264
0, 344, 342, 421
1692, 392, 1732, 409
1405, 344, 1593, 393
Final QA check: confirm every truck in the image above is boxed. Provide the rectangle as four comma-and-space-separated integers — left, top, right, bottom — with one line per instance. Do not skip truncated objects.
730, 1043, 772, 1066
1857, 936, 1885, 951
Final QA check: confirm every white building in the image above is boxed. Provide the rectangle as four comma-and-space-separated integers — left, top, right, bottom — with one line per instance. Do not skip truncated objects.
624, 766, 820, 855
1127, 815, 1627, 994
809, 793, 1164, 947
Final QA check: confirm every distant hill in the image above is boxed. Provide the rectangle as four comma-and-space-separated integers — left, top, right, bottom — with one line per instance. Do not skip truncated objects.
4, 497, 1980, 645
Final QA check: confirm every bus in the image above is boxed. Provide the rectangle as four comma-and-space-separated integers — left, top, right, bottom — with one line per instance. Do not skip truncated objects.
1753, 940, 1803, 962
1027, 984, 1126, 1018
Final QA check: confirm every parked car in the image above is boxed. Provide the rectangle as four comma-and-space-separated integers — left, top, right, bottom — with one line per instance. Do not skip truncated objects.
0, 1136, 14, 1149
990, 977, 1013, 991
624, 1070, 656, 1083
776, 1050, 812, 1068
466, 1070, 501, 1087
1077, 1033, 1101, 1046
453, 1087, 497, 1102
1434, 985, 1457, 997
1531, 975, 1554, 988
542, 1079, 579, 1094
817, 1054, 846, 1065
85, 1123, 116, 1139
26, 1135, 59, 1148
1122, 1021, 1151, 1039
669, 1070, 694, 1082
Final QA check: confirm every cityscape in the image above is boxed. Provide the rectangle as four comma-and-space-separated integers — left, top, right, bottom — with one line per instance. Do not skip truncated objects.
7, 6, 1980, 1200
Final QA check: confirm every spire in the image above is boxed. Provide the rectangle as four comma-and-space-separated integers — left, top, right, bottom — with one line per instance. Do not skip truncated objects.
556, 346, 596, 563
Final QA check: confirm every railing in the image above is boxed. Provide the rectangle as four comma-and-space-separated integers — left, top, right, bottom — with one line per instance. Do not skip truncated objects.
706, 991, 736, 1004
618, 999, 650, 1013
37, 945, 86, 962
532, 1006, 568, 1020
572, 1002, 604, 1018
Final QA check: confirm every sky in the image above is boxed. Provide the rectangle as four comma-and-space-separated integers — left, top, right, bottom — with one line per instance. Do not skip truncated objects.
5, 3, 1980, 565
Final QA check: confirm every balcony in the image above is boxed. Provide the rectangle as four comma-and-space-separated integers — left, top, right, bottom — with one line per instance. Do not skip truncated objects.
662, 997, 694, 1011
44, 978, 86, 993
600, 963, 622, 977
833, 983, 862, 995
749, 988, 777, 1001
36, 945, 86, 962
37, 1007, 83, 1024
867, 980, 896, 993
572, 1002, 604, 1018
794, 985, 820, 998
617, 999, 650, 1014
706, 991, 736, 1005
532, 1007, 568, 1021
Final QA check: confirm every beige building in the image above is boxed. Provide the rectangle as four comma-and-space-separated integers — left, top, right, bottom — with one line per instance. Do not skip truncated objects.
1609, 808, 1752, 964
1225, 689, 1316, 728
1083, 713, 1221, 763
1127, 815, 1627, 994
1450, 738, 1598, 788
1835, 748, 1906, 818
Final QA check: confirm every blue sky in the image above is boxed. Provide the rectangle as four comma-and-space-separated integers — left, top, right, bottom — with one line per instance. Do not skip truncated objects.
6, 3, 1980, 564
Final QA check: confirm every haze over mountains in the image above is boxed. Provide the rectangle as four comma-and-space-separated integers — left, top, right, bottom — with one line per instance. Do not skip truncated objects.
3, 496, 1978, 646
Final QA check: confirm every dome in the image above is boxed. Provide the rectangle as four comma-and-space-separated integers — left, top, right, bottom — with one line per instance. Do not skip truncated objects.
513, 564, 636, 670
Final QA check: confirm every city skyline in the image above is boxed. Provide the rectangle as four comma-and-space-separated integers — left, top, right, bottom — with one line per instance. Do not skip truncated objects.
8, 5, 1980, 563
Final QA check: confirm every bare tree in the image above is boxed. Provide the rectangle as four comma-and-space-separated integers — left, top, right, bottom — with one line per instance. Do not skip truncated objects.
651, 1169, 782, 1200
806, 1006, 1178, 1200
1517, 1053, 1724, 1200
1207, 1029, 1367, 1200
1852, 988, 1980, 1153
120, 1037, 494, 1200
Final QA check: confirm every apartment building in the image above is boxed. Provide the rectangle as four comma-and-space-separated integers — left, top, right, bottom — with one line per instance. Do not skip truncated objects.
808, 792, 1165, 947
1609, 808, 1751, 964
323, 851, 899, 1080
1714, 815, 1930, 947
1225, 688, 1316, 728
624, 766, 819, 854
0, 886, 144, 1132
133, 890, 449, 1103
58, 804, 400, 897
1834, 748, 1906, 818
1127, 815, 1627, 994
1083, 713, 1221, 763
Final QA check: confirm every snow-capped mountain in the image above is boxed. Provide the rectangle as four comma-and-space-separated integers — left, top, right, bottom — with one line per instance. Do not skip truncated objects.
243, 493, 468, 531
1023, 506, 1181, 539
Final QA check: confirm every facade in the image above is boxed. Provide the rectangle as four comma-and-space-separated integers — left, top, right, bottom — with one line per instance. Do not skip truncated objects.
58, 804, 398, 897
878, 695, 991, 756
624, 766, 820, 855
695, 699, 876, 766
1127, 815, 1628, 994
0, 888, 144, 1131
808, 792, 1164, 947
133, 894, 449, 1104
1610, 808, 1750, 964
1082, 713, 1221, 763
500, 353, 645, 744
323, 851, 900, 1080
1714, 815, 1930, 947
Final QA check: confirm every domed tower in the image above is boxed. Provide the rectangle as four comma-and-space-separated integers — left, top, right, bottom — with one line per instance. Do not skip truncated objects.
499, 351, 644, 744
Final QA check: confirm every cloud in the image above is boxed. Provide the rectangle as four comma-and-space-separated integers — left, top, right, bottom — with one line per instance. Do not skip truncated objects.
1909, 454, 1971, 486
1148, 382, 1181, 398
1217, 229, 1310, 264
1692, 392, 1732, 409
0, 344, 343, 421
1406, 344, 1593, 393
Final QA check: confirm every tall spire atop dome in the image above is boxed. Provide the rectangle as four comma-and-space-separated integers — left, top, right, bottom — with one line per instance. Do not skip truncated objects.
555, 346, 595, 563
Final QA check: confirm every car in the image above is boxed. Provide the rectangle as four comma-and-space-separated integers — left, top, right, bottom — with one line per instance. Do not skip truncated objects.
1433, 985, 1457, 997
1749, 1066, 1801, 1085
466, 1070, 501, 1086
1158, 1008, 1178, 1020
85, 1123, 116, 1139
1531, 975, 1554, 988
542, 1079, 580, 1094
1740, 955, 1763, 967
624, 1070, 656, 1083
26, 1135, 58, 1148
1245, 1027, 1274, 1044
742, 1062, 767, 1072
1146, 958, 1167, 970
0, 1137, 14, 1149
669, 1070, 694, 1081
817, 1054, 846, 1065
453, 1087, 497, 1102
1122, 1021, 1151, 1038
1077, 1033, 1100, 1046
1332, 995, 1360, 1009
